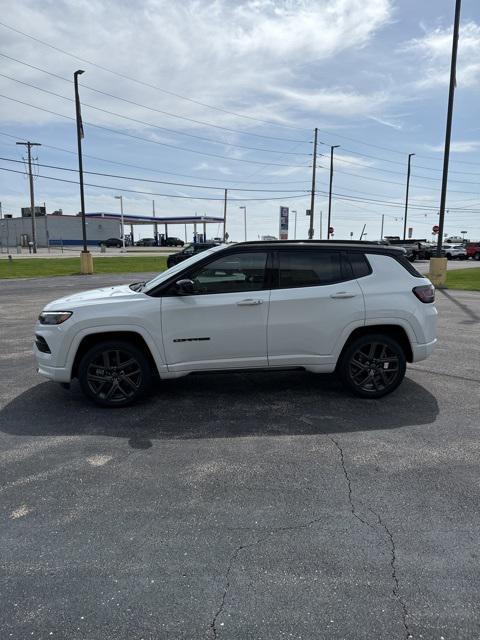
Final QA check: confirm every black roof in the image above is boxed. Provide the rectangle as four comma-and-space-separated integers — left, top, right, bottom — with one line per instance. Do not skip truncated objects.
229, 240, 406, 255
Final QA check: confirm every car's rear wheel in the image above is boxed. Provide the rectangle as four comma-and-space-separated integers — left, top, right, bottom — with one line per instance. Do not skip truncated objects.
475, 252, 480, 261
78, 340, 152, 407
338, 334, 406, 398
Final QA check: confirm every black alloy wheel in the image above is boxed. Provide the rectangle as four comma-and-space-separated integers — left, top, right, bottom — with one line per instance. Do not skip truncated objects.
78, 340, 152, 407
338, 334, 406, 398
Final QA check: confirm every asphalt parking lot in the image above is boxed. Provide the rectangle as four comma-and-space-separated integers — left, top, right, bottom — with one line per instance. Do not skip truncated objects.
1, 272, 479, 640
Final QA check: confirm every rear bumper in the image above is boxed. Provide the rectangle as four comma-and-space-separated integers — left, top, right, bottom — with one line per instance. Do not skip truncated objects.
411, 338, 437, 363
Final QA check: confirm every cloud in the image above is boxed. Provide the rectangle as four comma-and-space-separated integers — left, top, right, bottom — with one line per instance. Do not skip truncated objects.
268, 86, 390, 118
0, 0, 393, 129
403, 21, 480, 89
367, 115, 403, 130
426, 140, 480, 153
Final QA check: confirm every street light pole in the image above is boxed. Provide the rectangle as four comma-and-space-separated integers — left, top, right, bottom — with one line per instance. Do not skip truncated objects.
115, 196, 126, 251
292, 210, 297, 239
403, 153, 415, 240
16, 141, 41, 253
74, 70, 93, 273
327, 145, 340, 239
239, 206, 247, 241
308, 128, 318, 240
380, 214, 385, 241
223, 189, 228, 242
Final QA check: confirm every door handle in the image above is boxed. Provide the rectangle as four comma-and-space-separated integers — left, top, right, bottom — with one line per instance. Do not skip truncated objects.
330, 292, 356, 299
237, 298, 264, 306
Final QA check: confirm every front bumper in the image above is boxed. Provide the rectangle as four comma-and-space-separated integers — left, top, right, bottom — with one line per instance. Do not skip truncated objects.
34, 339, 72, 383
37, 361, 72, 383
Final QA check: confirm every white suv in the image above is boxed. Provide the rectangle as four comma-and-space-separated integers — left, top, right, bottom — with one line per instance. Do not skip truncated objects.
34, 241, 437, 406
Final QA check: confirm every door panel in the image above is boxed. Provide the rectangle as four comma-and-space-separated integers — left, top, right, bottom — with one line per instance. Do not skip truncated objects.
161, 251, 269, 371
267, 250, 365, 366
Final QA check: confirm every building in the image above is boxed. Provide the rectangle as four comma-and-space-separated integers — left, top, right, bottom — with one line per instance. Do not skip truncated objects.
0, 214, 121, 249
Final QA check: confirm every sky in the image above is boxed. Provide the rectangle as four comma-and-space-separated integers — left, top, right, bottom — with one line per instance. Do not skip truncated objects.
0, 0, 479, 243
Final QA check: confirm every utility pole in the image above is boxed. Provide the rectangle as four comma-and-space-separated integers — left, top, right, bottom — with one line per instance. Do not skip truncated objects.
319, 210, 323, 239
359, 224, 366, 240
436, 0, 462, 261
292, 210, 297, 239
16, 140, 41, 253
152, 200, 158, 245
327, 145, 340, 239
380, 214, 385, 241
115, 195, 126, 251
308, 128, 318, 239
239, 206, 247, 241
74, 69, 93, 273
403, 153, 415, 240
223, 188, 228, 242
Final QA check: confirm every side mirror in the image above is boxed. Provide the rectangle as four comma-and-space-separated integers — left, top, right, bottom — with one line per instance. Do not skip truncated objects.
176, 279, 196, 295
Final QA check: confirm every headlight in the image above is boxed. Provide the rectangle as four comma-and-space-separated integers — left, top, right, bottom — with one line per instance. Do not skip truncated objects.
38, 311, 73, 325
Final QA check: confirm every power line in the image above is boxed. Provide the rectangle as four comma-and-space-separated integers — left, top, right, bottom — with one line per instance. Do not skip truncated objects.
2, 23, 480, 170
0, 165, 310, 202
3, 163, 478, 214
0, 94, 310, 168
317, 164, 480, 195
0, 155, 311, 193
0, 20, 309, 132
335, 145, 480, 177
0, 73, 312, 156
0, 130, 311, 185
0, 52, 311, 145
322, 153, 480, 184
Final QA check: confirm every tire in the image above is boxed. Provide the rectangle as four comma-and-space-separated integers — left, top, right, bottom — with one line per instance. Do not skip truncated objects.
446, 253, 452, 260
475, 253, 480, 261
78, 340, 153, 407
337, 333, 406, 399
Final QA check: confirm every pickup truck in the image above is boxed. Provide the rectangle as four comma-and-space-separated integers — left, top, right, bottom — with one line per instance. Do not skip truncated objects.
466, 242, 480, 260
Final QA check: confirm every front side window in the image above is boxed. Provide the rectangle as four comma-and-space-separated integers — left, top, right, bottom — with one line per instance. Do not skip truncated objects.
278, 250, 343, 288
189, 251, 268, 294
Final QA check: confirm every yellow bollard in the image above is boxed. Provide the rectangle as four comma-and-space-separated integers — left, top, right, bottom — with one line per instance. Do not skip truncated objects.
80, 250, 94, 275
429, 257, 448, 288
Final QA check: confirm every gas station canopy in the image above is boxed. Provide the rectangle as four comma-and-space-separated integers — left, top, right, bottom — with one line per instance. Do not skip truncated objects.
85, 212, 224, 225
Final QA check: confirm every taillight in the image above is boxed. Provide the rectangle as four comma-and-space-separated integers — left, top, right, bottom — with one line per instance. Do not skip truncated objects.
413, 284, 435, 303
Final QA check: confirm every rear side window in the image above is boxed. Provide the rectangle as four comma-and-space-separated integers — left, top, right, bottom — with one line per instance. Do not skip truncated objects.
394, 255, 423, 277
278, 250, 344, 288
347, 252, 372, 278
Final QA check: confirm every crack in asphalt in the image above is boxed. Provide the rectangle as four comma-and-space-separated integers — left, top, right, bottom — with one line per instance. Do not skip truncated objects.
210, 380, 413, 638
368, 508, 412, 639
329, 436, 412, 640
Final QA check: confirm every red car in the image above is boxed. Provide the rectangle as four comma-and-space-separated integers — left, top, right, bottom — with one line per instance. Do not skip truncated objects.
466, 242, 480, 260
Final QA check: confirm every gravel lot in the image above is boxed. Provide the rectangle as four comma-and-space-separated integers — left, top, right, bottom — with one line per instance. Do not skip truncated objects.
1, 273, 479, 640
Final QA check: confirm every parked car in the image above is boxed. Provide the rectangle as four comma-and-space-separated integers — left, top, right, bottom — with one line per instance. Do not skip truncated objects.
99, 237, 123, 248
34, 241, 437, 407
466, 242, 480, 260
135, 238, 156, 247
442, 244, 467, 260
166, 241, 219, 268
164, 237, 184, 247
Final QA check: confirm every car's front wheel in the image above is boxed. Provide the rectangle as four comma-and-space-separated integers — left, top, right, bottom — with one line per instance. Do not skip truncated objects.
78, 340, 153, 407
338, 334, 406, 398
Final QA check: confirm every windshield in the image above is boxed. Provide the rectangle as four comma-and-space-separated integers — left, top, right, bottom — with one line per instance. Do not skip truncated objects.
182, 243, 195, 255
142, 244, 226, 293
